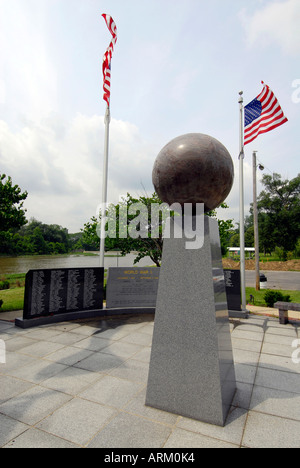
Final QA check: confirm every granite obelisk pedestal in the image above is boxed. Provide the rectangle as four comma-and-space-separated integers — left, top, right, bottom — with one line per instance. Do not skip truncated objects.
146, 215, 236, 426
146, 133, 237, 426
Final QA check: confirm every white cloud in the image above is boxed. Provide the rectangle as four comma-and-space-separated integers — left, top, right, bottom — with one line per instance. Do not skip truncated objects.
240, 0, 300, 56
0, 0, 58, 121
0, 114, 157, 232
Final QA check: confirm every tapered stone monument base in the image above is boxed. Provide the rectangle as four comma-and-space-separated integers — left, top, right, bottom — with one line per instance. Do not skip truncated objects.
146, 216, 236, 427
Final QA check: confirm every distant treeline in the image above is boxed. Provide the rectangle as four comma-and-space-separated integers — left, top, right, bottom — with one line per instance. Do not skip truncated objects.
0, 219, 85, 255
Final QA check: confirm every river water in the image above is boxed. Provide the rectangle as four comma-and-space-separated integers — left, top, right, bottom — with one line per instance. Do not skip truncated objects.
0, 253, 153, 275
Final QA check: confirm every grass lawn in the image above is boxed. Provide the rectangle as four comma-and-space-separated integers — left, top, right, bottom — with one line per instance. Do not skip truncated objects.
0, 287, 25, 312
246, 287, 300, 307
0, 273, 26, 286
0, 273, 26, 312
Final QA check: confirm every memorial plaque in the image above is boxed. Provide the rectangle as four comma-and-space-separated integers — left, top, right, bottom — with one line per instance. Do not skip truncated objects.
106, 267, 160, 309
23, 268, 104, 319
224, 269, 241, 312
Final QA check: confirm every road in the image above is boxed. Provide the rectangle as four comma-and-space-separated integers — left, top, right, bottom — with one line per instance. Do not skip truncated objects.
245, 270, 300, 291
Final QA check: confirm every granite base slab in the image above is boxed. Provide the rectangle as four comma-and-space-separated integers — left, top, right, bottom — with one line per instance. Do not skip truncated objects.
15, 308, 155, 329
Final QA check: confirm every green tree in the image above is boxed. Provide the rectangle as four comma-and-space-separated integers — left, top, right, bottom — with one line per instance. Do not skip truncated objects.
257, 173, 300, 254
69, 232, 83, 251
114, 192, 165, 267
12, 232, 34, 255
79, 193, 170, 266
0, 174, 28, 231
0, 174, 28, 254
244, 226, 254, 248
207, 203, 235, 255
32, 227, 48, 254
18, 219, 71, 255
81, 194, 235, 266
229, 232, 240, 248
79, 217, 100, 251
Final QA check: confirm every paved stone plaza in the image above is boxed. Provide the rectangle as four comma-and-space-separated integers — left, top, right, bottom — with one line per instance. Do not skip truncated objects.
0, 313, 300, 448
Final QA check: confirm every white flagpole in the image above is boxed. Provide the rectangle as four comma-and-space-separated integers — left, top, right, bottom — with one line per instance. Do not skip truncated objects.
252, 150, 261, 291
100, 14, 117, 269
238, 91, 247, 311
99, 105, 111, 268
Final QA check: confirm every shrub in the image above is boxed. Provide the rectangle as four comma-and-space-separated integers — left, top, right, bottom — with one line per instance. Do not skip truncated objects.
294, 239, 300, 258
264, 290, 291, 308
274, 246, 287, 261
287, 251, 294, 261
0, 280, 9, 290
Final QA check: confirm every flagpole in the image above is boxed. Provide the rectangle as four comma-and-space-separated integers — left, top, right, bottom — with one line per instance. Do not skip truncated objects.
252, 150, 261, 291
238, 91, 247, 312
99, 104, 111, 268
100, 14, 117, 268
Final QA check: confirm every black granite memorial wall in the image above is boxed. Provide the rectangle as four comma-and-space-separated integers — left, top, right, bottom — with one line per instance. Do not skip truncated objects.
224, 269, 242, 312
23, 267, 104, 319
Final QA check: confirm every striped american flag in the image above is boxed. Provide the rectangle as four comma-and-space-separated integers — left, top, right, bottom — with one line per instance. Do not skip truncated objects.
102, 14, 117, 107
244, 82, 288, 146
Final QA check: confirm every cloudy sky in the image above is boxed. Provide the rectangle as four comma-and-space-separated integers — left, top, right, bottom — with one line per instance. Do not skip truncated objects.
0, 0, 299, 233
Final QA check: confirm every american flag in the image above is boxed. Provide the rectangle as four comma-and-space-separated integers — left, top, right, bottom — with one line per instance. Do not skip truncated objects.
102, 14, 117, 107
244, 82, 288, 146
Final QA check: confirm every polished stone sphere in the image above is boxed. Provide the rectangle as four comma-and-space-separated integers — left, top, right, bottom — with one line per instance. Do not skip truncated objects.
152, 133, 234, 212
